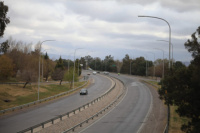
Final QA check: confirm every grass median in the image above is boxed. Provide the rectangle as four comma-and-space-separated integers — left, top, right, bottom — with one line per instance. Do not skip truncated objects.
0, 81, 86, 110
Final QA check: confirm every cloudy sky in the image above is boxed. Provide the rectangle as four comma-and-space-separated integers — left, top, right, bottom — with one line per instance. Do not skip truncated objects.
3, 0, 200, 62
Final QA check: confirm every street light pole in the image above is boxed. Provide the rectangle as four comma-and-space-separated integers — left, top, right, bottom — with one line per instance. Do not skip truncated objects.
38, 40, 55, 101
144, 55, 148, 77
73, 48, 83, 89
155, 48, 165, 79
157, 40, 174, 67
149, 52, 155, 79
138, 15, 171, 69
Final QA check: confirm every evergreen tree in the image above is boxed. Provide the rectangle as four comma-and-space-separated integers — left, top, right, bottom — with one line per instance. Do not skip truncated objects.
0, 1, 10, 37
159, 26, 200, 133
55, 56, 64, 69
0, 40, 9, 54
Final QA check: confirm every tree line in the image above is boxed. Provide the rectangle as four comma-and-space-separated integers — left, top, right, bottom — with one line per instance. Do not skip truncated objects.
0, 37, 81, 88
0, 37, 176, 88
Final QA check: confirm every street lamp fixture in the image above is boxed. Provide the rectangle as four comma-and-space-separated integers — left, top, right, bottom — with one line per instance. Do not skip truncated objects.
138, 15, 171, 69
38, 40, 55, 101
73, 48, 83, 89
154, 48, 165, 80
148, 52, 155, 79
157, 40, 174, 67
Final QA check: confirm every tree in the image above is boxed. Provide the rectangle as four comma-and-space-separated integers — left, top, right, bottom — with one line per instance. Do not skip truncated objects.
131, 57, 151, 76
75, 59, 82, 76
64, 68, 78, 89
121, 54, 131, 74
51, 68, 65, 85
103, 55, 116, 72
173, 61, 186, 71
159, 26, 200, 133
52, 56, 65, 85
0, 40, 9, 54
115, 59, 123, 73
20, 55, 38, 88
55, 56, 64, 69
43, 52, 55, 81
0, 1, 10, 37
0, 55, 14, 80
185, 26, 200, 66
79, 57, 86, 69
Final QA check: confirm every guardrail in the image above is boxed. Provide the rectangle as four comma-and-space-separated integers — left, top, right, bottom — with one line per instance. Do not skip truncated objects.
17, 75, 117, 133
0, 79, 89, 115
63, 77, 126, 133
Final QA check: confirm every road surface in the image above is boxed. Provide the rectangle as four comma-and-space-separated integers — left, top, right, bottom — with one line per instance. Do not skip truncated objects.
80, 73, 152, 133
0, 71, 112, 133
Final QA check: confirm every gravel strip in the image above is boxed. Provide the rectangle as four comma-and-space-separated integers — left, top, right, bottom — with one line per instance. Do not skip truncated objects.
36, 78, 124, 133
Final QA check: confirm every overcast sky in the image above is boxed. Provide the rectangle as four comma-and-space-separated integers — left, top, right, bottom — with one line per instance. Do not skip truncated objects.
3, 0, 200, 62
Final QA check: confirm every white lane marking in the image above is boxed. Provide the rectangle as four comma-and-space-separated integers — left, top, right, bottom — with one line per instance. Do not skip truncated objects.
78, 86, 129, 133
136, 83, 153, 133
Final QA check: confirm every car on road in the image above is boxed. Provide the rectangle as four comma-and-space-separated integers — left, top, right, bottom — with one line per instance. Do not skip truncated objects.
93, 71, 97, 75
103, 71, 109, 75
80, 89, 88, 95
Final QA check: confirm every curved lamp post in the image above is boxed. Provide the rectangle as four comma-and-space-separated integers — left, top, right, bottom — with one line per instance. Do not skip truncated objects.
157, 40, 173, 67
148, 52, 155, 79
154, 48, 165, 79
144, 54, 148, 77
38, 40, 55, 101
138, 15, 171, 69
73, 48, 83, 89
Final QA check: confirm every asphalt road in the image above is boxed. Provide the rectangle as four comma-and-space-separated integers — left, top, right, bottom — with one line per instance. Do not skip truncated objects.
80, 73, 152, 133
0, 71, 112, 133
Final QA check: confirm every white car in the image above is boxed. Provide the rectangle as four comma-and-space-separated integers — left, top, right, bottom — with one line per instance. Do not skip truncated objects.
93, 71, 97, 75
103, 71, 109, 75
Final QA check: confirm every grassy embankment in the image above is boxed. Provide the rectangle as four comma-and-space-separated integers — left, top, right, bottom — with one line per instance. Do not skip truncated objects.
0, 81, 87, 110
146, 80, 188, 133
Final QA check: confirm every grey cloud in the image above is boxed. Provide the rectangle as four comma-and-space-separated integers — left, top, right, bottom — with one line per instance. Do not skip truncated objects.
117, 0, 200, 12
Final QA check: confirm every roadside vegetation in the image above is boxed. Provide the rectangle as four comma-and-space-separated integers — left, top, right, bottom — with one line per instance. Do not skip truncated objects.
159, 27, 200, 133
146, 80, 186, 133
0, 81, 86, 110
169, 106, 189, 133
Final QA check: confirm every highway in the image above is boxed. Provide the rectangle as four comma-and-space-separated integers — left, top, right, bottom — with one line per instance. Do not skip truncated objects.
0, 71, 112, 133
80, 73, 152, 133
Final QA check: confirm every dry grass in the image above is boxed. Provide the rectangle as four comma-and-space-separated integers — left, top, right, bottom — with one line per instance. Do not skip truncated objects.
169, 106, 189, 133
0, 81, 87, 110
